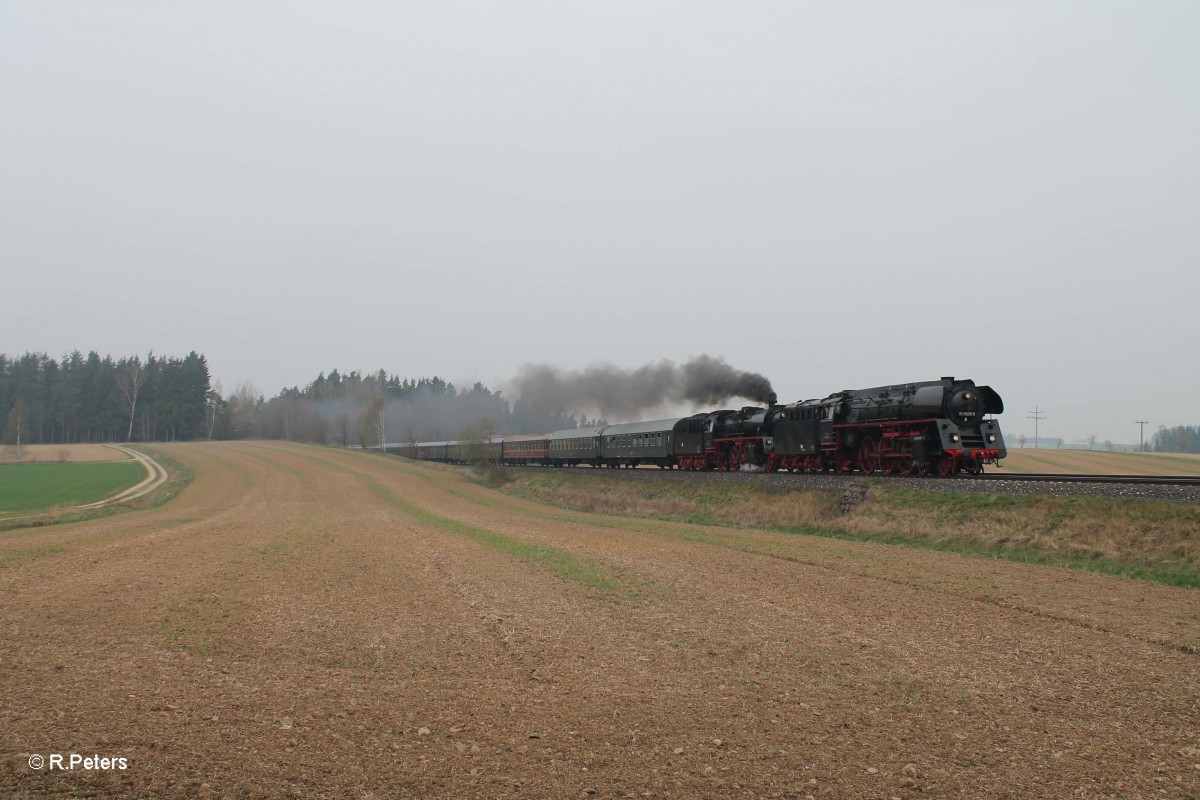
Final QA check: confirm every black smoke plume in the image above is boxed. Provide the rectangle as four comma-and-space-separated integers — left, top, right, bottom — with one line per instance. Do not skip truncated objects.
511, 355, 774, 420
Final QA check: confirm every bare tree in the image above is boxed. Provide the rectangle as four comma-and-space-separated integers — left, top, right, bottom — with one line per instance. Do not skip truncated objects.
334, 413, 353, 447
116, 358, 147, 443
206, 380, 223, 440
357, 407, 373, 450
4, 401, 31, 459
458, 417, 498, 465
1017, 433, 1027, 449
1087, 434, 1097, 450
364, 395, 386, 450
458, 417, 505, 484
228, 383, 260, 439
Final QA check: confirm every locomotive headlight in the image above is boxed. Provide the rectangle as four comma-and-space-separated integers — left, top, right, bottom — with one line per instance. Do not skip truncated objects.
987, 434, 997, 442
951, 433, 961, 443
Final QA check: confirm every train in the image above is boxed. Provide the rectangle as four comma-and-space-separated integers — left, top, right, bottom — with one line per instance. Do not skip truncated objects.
388, 376, 1007, 477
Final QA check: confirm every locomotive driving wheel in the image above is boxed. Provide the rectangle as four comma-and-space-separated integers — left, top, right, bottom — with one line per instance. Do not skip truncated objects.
857, 436, 880, 474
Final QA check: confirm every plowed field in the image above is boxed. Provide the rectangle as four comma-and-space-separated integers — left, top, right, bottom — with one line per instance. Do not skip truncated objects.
2, 444, 132, 463
2, 442, 1198, 799
993, 448, 1200, 475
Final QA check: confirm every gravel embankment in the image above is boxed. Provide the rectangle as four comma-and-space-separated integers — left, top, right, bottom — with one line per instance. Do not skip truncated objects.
530, 466, 1200, 503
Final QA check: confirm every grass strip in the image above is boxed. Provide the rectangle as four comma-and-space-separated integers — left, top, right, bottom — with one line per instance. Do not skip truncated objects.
479, 470, 1200, 590
257, 446, 642, 597
361, 475, 631, 597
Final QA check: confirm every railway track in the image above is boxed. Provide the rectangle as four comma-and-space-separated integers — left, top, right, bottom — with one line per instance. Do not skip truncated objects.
974, 472, 1200, 487
514, 463, 1200, 503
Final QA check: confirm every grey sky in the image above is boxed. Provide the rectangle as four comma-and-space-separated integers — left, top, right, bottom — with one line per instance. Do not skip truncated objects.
3, 2, 1197, 444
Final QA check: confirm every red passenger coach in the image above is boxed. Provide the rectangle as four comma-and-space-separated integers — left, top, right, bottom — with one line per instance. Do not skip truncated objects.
501, 434, 550, 466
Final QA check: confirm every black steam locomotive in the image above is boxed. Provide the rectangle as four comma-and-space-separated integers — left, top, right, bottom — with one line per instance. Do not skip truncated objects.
405, 376, 1006, 476
689, 376, 1006, 476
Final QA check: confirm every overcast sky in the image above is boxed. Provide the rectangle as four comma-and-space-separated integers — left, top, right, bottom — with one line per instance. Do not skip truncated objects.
3, 1, 1197, 444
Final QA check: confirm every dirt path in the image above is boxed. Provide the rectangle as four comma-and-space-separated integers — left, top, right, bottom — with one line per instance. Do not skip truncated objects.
2, 442, 1197, 799
2, 445, 168, 524
80, 446, 169, 508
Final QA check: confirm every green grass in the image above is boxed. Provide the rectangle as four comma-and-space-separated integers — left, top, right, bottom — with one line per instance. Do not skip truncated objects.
262, 447, 649, 597
0, 448, 195, 561
479, 469, 1200, 591
360, 475, 645, 598
0, 461, 144, 515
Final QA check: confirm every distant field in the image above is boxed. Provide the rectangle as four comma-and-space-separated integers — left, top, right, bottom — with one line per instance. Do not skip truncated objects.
0, 461, 145, 515
990, 448, 1200, 475
0, 444, 131, 463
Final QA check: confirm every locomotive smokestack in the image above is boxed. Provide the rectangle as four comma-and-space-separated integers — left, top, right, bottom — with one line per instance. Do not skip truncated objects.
510, 355, 775, 420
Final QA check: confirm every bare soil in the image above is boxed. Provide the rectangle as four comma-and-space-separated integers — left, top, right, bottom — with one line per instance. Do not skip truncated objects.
2, 441, 1198, 799
0, 444, 133, 463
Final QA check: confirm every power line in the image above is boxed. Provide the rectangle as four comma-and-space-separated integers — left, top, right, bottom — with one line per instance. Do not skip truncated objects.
1135, 419, 1149, 452
1028, 406, 1046, 449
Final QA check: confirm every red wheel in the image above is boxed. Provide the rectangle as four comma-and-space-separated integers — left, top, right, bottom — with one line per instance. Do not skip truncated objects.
857, 436, 879, 474
936, 455, 954, 477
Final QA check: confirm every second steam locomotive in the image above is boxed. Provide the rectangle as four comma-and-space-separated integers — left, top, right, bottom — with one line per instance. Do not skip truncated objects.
400, 376, 1007, 477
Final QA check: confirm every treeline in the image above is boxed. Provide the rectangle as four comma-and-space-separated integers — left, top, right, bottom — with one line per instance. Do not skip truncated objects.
1, 351, 214, 444
9, 351, 1198, 456
3, 353, 596, 449
235, 369, 603, 446
1152, 425, 1200, 454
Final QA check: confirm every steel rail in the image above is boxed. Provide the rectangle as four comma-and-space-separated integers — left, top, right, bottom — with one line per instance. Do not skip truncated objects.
973, 473, 1200, 487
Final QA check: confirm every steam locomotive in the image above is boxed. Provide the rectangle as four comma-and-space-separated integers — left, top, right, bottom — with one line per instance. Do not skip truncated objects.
400, 376, 1006, 476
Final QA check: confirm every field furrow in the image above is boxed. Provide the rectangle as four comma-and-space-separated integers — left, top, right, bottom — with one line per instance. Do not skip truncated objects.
2, 442, 1197, 799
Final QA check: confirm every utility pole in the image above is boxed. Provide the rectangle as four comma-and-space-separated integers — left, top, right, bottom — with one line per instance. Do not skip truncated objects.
1135, 420, 1148, 452
1028, 406, 1046, 449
